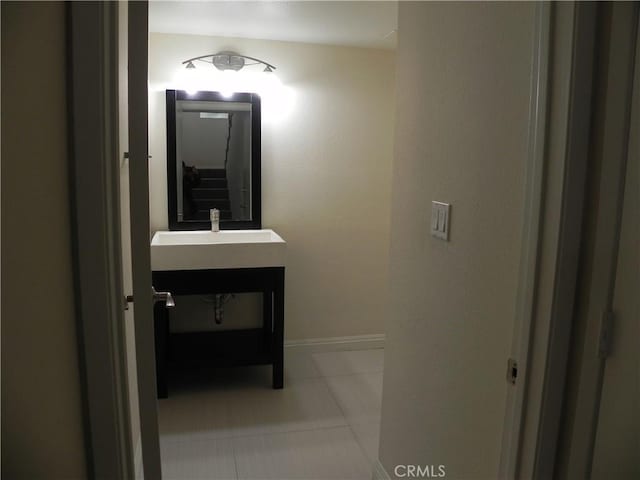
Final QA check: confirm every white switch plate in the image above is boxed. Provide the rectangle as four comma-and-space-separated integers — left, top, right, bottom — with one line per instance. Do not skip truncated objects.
431, 201, 450, 241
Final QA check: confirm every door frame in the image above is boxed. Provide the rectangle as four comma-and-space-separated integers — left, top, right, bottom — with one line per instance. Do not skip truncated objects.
67, 1, 160, 478
507, 3, 639, 478
498, 2, 551, 476
548, 5, 639, 478
68, 2, 133, 478
529, 4, 600, 476
504, 3, 601, 476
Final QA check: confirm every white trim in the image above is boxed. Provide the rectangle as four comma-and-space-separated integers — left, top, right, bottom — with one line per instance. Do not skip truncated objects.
372, 460, 392, 480
499, 3, 551, 477
134, 434, 143, 480
533, 4, 600, 476
284, 334, 385, 352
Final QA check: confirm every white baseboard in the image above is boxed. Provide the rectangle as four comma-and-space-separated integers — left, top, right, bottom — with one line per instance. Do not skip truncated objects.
134, 434, 143, 479
284, 334, 385, 353
372, 460, 392, 480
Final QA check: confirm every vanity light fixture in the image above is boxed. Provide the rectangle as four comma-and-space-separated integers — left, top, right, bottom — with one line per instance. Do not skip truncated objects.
182, 51, 277, 73
177, 51, 291, 120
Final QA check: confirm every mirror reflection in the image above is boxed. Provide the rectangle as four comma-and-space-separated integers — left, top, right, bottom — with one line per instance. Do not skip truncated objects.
178, 101, 252, 222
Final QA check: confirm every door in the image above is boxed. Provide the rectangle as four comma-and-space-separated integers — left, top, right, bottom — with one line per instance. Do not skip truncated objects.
118, 1, 142, 476
68, 2, 161, 477
590, 22, 639, 479
120, 1, 163, 478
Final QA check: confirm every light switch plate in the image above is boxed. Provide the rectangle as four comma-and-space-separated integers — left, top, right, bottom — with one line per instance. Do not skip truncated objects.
430, 201, 450, 241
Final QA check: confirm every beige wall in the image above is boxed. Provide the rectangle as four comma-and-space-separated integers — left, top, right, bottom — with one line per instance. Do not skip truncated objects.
148, 33, 395, 340
1, 2, 87, 478
379, 3, 535, 478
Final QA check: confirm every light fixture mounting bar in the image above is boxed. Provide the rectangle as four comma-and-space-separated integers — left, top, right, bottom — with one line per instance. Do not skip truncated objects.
182, 52, 276, 72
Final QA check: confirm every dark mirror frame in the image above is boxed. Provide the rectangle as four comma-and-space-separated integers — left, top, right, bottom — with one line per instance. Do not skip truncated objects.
166, 89, 262, 230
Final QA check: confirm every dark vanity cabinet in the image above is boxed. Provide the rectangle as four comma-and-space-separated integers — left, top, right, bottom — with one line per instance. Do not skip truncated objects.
153, 266, 285, 398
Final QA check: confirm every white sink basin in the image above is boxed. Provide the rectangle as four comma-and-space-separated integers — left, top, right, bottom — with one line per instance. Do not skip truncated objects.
151, 229, 286, 271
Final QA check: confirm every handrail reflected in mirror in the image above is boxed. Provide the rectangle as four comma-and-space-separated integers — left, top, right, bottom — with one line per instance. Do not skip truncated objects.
166, 90, 261, 230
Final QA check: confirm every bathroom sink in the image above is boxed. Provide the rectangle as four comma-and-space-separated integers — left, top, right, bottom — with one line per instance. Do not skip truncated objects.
150, 229, 286, 271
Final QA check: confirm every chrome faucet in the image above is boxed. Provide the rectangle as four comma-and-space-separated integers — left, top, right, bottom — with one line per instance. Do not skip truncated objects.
210, 208, 220, 232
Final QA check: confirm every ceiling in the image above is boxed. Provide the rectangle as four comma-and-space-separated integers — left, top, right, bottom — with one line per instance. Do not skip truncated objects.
149, 1, 398, 50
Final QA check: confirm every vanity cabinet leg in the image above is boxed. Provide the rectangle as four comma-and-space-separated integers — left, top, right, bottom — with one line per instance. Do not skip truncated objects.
154, 303, 169, 399
272, 268, 285, 389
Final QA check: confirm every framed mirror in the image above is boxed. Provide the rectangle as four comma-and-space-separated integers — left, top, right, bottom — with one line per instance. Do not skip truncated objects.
166, 90, 261, 230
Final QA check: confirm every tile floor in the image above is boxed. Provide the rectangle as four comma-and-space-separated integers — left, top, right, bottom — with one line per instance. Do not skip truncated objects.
158, 348, 384, 480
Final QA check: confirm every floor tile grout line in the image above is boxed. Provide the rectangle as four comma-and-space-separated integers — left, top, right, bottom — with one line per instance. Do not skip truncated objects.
160, 415, 354, 445
165, 369, 383, 392
160, 423, 369, 449
313, 355, 384, 467
231, 439, 242, 480
310, 353, 384, 378
316, 371, 374, 468
314, 370, 384, 379
160, 414, 350, 444
161, 382, 381, 443
160, 408, 378, 443
230, 428, 240, 480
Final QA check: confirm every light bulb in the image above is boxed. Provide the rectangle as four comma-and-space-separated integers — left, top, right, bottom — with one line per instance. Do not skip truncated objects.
218, 70, 237, 98
258, 71, 282, 100
176, 64, 199, 94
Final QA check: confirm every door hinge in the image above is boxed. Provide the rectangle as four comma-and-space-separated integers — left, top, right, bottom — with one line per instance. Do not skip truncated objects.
507, 358, 518, 385
598, 310, 614, 358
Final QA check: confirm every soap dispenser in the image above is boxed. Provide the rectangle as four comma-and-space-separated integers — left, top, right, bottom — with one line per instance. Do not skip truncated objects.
210, 208, 220, 232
